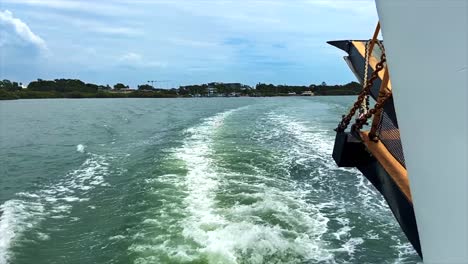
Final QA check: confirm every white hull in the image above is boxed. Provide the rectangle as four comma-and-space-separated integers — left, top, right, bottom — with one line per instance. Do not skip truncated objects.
375, 0, 467, 263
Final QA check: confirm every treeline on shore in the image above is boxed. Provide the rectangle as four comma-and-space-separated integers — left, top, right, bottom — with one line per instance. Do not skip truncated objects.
254, 82, 361, 96
0, 79, 361, 100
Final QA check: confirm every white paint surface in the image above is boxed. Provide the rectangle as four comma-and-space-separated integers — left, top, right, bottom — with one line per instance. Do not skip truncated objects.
375, 0, 467, 263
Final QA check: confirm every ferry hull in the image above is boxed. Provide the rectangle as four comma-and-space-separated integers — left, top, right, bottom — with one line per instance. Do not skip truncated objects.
375, 0, 467, 262
355, 148, 421, 256
333, 131, 422, 256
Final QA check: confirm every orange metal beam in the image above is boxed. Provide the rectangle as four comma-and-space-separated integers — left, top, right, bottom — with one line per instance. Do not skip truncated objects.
360, 131, 412, 203
352, 41, 392, 90
368, 22, 381, 57
369, 67, 391, 140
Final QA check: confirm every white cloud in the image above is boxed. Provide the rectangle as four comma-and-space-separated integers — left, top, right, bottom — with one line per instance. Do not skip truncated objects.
307, 0, 376, 15
1, 0, 136, 16
0, 9, 47, 50
168, 37, 218, 48
92, 26, 143, 36
19, 10, 144, 37
3, 0, 81, 9
120, 52, 142, 62
0, 0, 377, 85
118, 52, 166, 68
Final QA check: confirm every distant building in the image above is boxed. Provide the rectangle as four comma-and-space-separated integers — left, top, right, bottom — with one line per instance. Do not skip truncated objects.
110, 88, 134, 94
301, 91, 314, 96
207, 87, 217, 97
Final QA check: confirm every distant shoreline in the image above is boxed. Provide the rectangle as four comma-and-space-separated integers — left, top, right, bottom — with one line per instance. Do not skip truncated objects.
0, 94, 356, 101
0, 79, 361, 100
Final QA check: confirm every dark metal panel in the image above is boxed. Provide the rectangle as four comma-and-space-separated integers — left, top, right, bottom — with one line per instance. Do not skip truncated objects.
332, 132, 421, 258
327, 40, 399, 127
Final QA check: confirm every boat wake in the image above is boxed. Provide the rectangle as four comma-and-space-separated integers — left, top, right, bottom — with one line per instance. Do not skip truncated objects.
1, 97, 421, 263
264, 112, 417, 262
0, 146, 110, 264
121, 106, 416, 263
131, 108, 337, 263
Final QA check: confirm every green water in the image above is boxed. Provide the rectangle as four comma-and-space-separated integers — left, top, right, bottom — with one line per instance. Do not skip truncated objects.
0, 97, 419, 264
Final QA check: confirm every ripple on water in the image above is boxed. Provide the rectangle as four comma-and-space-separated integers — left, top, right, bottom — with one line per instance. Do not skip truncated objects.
0, 146, 110, 264
127, 106, 417, 263
263, 112, 417, 262
130, 108, 338, 263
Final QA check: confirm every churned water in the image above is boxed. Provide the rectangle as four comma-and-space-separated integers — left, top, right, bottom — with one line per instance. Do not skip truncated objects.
0, 97, 420, 264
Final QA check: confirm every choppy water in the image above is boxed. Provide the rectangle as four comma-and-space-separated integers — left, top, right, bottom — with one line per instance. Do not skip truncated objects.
0, 97, 420, 264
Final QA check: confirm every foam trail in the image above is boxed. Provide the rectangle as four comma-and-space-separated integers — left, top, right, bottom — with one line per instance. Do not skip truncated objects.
0, 200, 44, 264
130, 106, 416, 263
129, 109, 245, 264
267, 113, 381, 203
176, 110, 235, 244
175, 108, 333, 263
266, 112, 417, 260
0, 152, 110, 263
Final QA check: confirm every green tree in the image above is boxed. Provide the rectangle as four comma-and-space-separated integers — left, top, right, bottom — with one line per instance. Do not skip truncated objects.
28, 79, 58, 91
0, 80, 22, 91
137, 84, 154, 90
114, 83, 128, 90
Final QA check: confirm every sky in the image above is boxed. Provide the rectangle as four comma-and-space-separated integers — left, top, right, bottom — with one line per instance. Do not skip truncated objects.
0, 0, 377, 88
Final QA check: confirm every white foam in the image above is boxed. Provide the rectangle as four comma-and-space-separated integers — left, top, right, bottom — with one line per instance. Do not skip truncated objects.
340, 237, 364, 256
142, 219, 158, 225
333, 218, 351, 241
173, 108, 334, 263
0, 199, 44, 264
0, 152, 110, 263
76, 144, 85, 153
16, 193, 40, 199
176, 110, 235, 248
261, 113, 388, 257
37, 232, 50, 241
130, 107, 412, 262
366, 230, 380, 240
267, 112, 423, 261
131, 243, 196, 264
222, 189, 333, 262
109, 235, 126, 241
392, 237, 419, 263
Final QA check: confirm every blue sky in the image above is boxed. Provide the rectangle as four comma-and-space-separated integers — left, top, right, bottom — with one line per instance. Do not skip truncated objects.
0, 0, 377, 88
